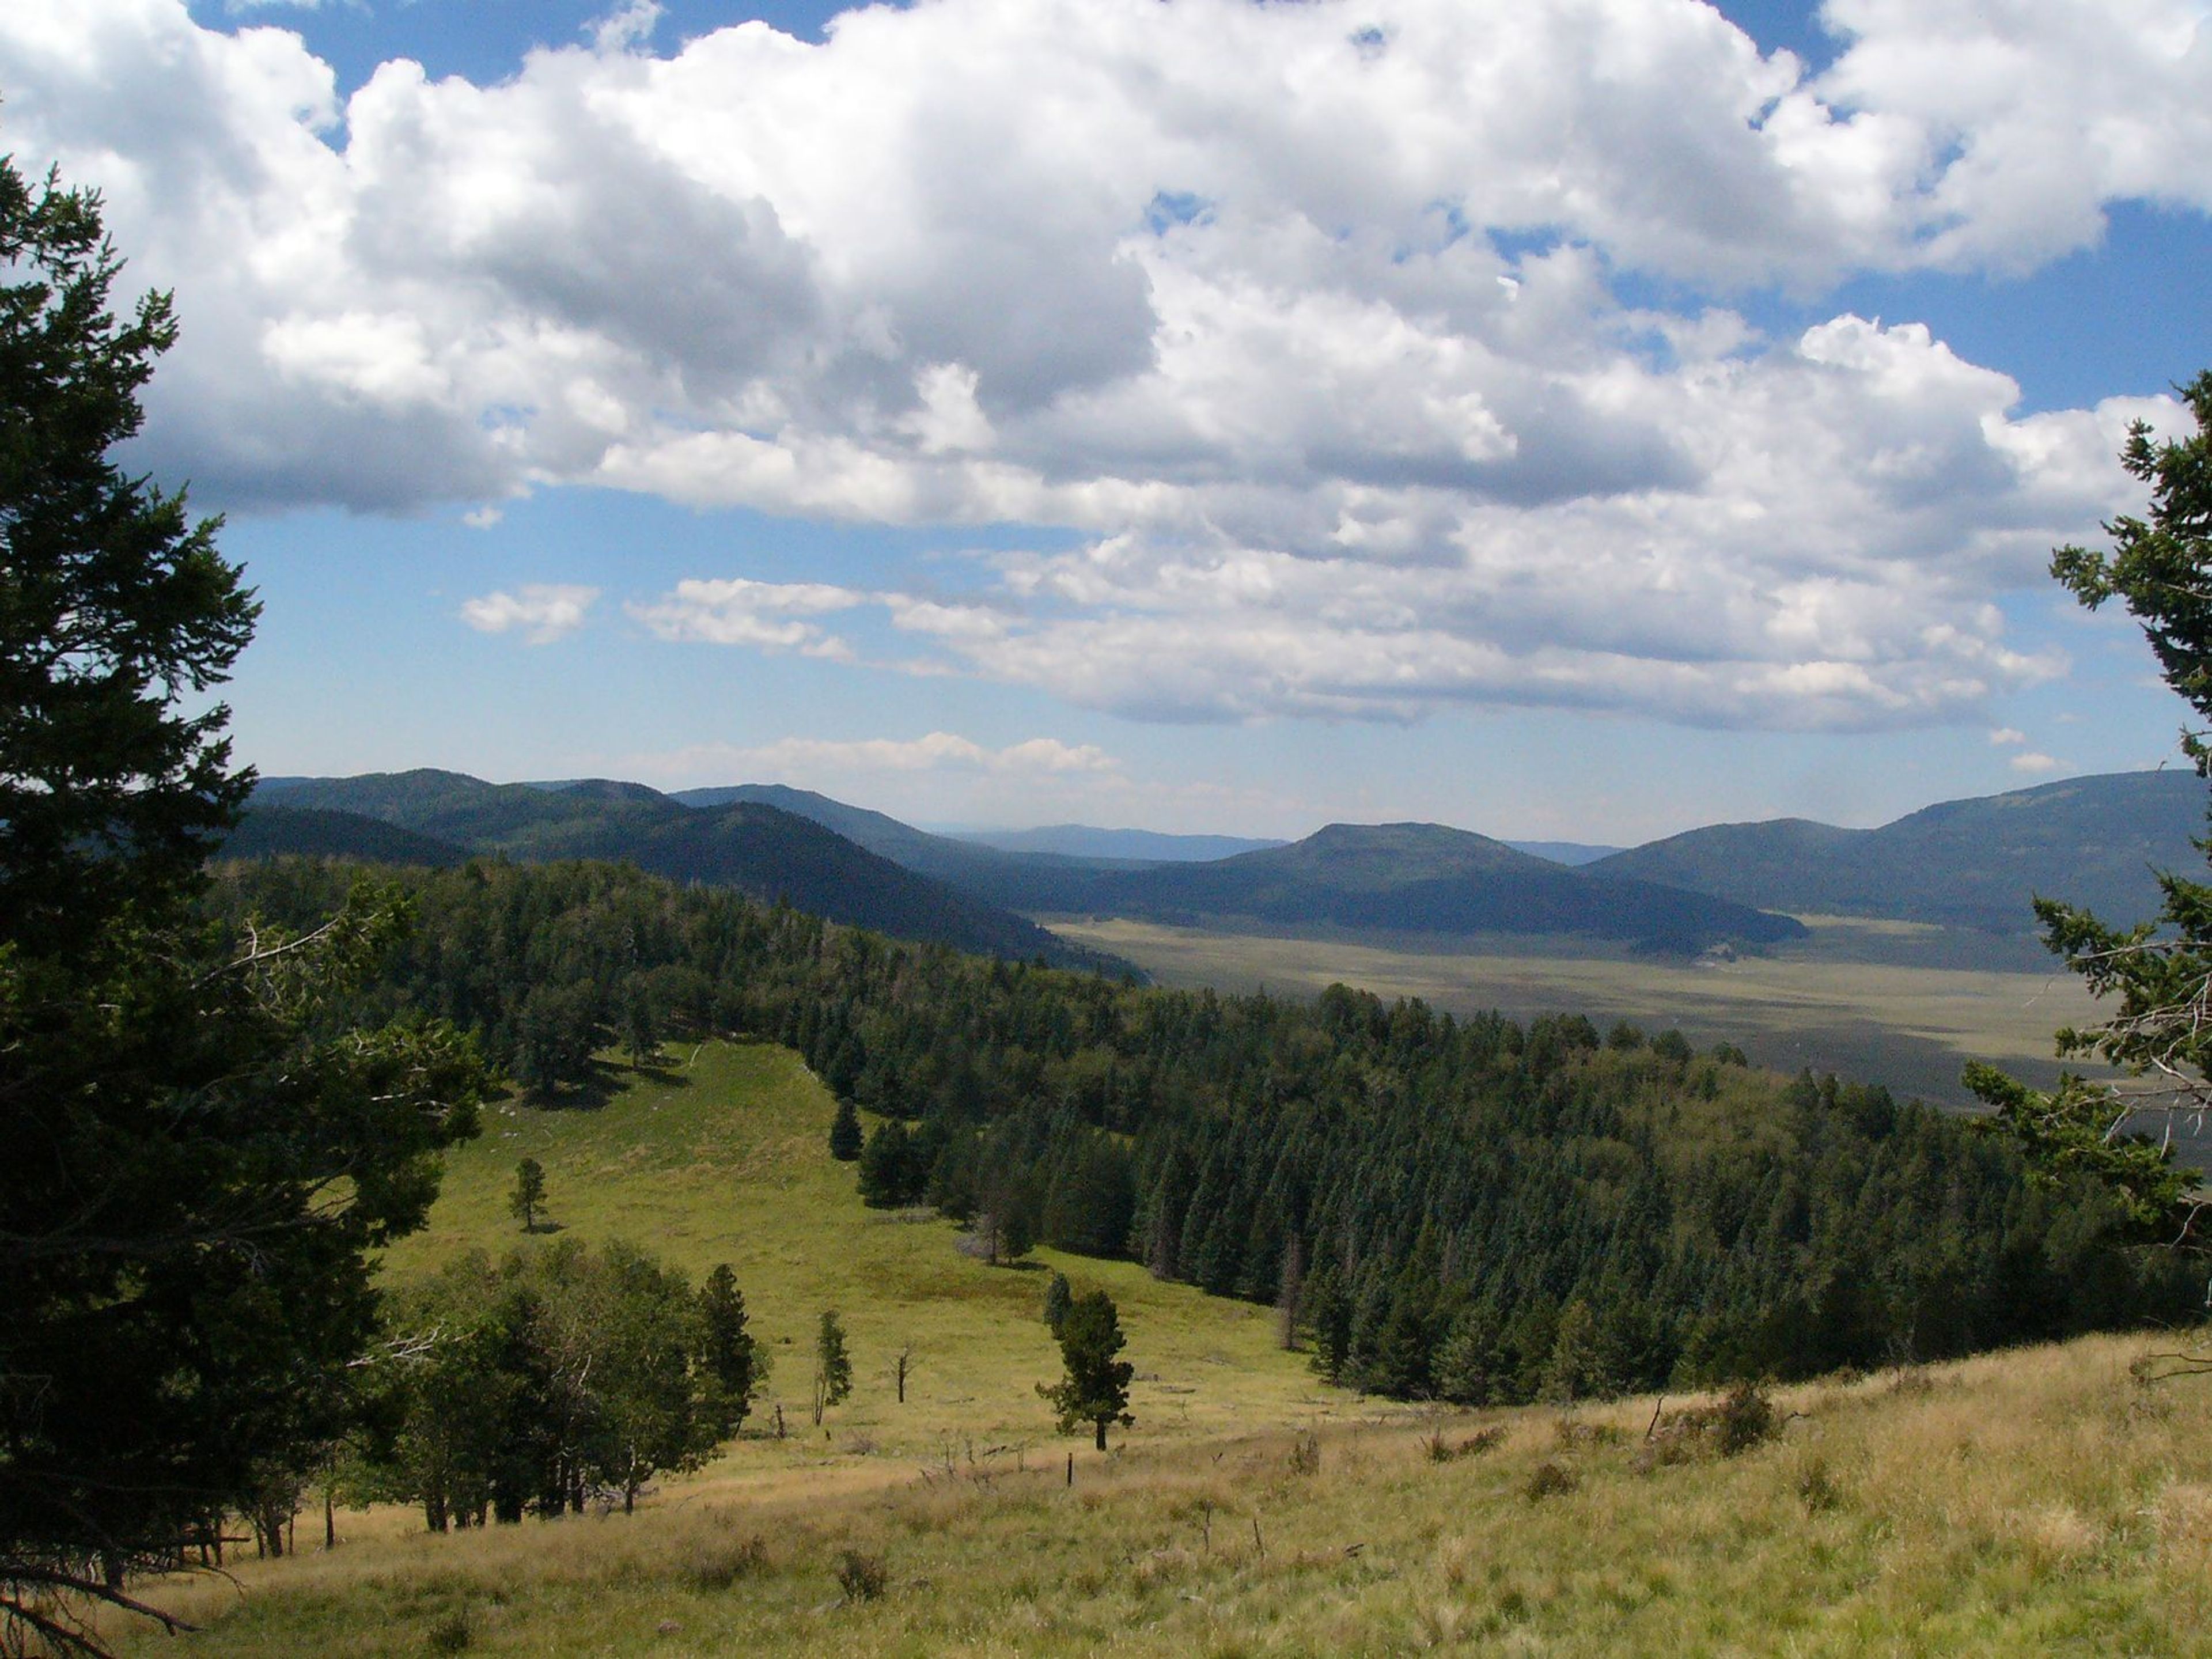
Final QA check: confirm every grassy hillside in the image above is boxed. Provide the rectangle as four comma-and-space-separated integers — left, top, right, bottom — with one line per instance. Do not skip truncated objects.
103, 1040, 2212, 1656
118, 1317, 2212, 1653
379, 1041, 1329, 1453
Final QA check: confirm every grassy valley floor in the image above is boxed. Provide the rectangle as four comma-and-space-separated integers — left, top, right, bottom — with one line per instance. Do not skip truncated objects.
1046, 917, 2109, 1113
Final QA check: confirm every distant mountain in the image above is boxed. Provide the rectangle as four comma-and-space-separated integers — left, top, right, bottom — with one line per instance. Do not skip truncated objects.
1504, 840, 1624, 867
225, 805, 469, 867
245, 771, 1125, 971
652, 785, 1798, 952
1067, 821, 1805, 953
1590, 770, 2207, 933
949, 825, 1288, 863
669, 782, 1138, 906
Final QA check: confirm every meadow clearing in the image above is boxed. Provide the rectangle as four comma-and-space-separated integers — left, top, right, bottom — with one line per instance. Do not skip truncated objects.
1047, 916, 2108, 1113
90, 1040, 2212, 1657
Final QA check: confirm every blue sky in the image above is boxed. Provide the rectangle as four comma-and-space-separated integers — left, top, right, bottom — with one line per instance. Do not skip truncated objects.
7, 0, 2210, 840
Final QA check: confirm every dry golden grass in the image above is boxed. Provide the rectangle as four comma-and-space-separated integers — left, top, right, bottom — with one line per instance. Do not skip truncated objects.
112, 1332, 2212, 1656
81, 1039, 2212, 1655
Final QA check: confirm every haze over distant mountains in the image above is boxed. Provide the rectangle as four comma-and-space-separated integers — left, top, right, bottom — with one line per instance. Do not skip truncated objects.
945, 825, 1286, 863
247, 771, 1123, 973
1590, 769, 2203, 935
629, 784, 1797, 952
235, 767, 2205, 969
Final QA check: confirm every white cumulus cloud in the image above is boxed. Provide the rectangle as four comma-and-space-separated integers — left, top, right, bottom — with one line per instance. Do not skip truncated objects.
2, 0, 2204, 730
459, 584, 600, 644
635, 731, 1120, 781
626, 577, 864, 658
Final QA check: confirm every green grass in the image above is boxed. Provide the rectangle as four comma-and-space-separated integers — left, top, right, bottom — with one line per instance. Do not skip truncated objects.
382, 1040, 1334, 1456
1048, 916, 2110, 1113
99, 1044, 2212, 1656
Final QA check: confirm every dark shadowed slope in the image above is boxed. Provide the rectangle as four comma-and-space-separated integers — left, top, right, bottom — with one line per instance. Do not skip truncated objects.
1590, 770, 2205, 933
248, 771, 1126, 971
224, 805, 469, 867
1073, 822, 1805, 952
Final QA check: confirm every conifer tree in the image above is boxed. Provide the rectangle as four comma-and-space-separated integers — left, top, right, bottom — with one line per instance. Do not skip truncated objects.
509, 1157, 548, 1232
0, 153, 486, 1650
828, 1096, 863, 1162
698, 1265, 762, 1434
1967, 372, 2212, 1240
1039, 1291, 1134, 1451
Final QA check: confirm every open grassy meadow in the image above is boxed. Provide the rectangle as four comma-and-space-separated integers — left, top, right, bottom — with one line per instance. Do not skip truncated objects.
377, 1041, 1336, 1458
93, 1037, 2212, 1656
117, 1331, 2212, 1655
1048, 916, 2109, 1113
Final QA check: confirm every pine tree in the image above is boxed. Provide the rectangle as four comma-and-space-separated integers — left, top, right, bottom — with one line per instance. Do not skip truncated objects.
1042, 1272, 1074, 1338
1967, 370, 2212, 1240
828, 1097, 864, 1162
509, 1158, 548, 1233
1038, 1290, 1134, 1451
0, 153, 486, 1649
698, 1264, 760, 1435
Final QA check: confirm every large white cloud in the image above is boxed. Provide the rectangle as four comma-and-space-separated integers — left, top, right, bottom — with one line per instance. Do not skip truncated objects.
1, 0, 2203, 728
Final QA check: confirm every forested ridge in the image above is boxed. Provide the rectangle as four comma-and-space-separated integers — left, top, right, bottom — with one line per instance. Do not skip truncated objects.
212, 855, 2200, 1405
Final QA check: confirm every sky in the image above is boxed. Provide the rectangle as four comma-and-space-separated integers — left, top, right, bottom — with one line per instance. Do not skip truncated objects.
5, 0, 2210, 843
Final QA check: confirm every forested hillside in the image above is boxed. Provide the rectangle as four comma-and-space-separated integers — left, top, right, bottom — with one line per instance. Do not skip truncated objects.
1593, 769, 2205, 934
209, 857, 2195, 1403
246, 771, 1119, 971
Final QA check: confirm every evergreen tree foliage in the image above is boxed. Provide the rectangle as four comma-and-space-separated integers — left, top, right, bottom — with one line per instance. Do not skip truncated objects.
828, 1096, 864, 1161
509, 1157, 548, 1232
1039, 1291, 1134, 1451
209, 854, 2202, 1409
697, 1264, 762, 1437
1967, 371, 2212, 1240
1042, 1272, 1074, 1338
0, 154, 485, 1652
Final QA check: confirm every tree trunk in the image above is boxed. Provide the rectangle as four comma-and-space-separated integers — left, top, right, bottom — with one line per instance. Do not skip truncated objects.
1094, 1418, 1107, 1452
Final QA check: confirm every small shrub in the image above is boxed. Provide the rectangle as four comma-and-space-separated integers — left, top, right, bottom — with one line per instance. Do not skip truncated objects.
1287, 1429, 1321, 1476
1714, 1378, 1777, 1455
835, 1548, 888, 1603
1636, 1380, 1781, 1471
683, 1533, 767, 1590
425, 1609, 472, 1655
1796, 1456, 1843, 1514
1426, 1423, 1505, 1463
1523, 1461, 1578, 1501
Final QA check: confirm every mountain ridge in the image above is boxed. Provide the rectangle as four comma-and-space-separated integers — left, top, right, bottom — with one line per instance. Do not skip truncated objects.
1591, 768, 2204, 933
244, 770, 1124, 972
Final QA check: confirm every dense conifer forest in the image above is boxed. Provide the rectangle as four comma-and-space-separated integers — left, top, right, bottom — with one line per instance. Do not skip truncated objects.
211, 856, 2200, 1405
